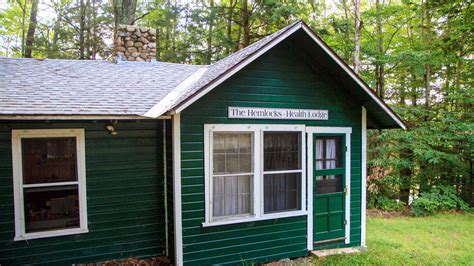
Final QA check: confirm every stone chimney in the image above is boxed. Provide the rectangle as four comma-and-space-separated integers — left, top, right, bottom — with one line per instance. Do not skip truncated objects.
115, 25, 157, 62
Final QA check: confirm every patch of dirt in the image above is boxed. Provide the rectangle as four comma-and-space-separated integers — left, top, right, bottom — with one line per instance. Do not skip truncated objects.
261, 256, 312, 265
367, 208, 409, 218
82, 256, 172, 266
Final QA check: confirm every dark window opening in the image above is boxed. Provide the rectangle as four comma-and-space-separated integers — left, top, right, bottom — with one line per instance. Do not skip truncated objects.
316, 175, 343, 194
20, 137, 81, 233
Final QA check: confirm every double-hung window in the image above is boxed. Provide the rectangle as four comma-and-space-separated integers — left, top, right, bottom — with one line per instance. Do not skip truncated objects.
12, 129, 88, 240
204, 124, 306, 226
263, 131, 302, 213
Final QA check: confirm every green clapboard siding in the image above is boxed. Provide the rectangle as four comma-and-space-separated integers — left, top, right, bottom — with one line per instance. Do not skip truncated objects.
0, 120, 166, 265
180, 41, 362, 265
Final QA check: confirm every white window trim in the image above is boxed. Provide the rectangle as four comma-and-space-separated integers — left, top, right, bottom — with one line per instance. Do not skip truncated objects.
306, 126, 352, 250
203, 124, 307, 227
12, 128, 88, 241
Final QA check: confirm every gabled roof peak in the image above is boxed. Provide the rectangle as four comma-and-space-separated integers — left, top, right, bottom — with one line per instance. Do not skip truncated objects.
0, 20, 405, 129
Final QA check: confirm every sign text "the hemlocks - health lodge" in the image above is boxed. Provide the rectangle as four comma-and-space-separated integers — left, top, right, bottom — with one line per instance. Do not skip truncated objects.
228, 107, 328, 120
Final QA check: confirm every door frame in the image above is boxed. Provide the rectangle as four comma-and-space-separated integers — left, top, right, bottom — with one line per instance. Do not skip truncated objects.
306, 127, 351, 250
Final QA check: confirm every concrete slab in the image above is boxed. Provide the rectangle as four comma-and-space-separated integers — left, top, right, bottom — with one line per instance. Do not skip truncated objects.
311, 247, 362, 258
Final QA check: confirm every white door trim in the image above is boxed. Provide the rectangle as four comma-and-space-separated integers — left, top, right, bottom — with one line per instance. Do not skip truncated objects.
306, 126, 352, 250
361, 107, 367, 247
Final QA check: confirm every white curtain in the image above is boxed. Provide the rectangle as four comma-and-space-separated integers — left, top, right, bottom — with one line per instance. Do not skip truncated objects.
316, 139, 324, 170
213, 175, 251, 217
326, 139, 336, 169
212, 132, 252, 217
315, 138, 337, 180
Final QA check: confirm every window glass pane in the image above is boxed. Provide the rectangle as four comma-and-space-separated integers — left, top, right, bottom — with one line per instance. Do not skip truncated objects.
22, 138, 77, 184
264, 132, 301, 171
24, 185, 80, 233
316, 175, 343, 194
264, 173, 301, 213
316, 139, 324, 159
213, 175, 251, 217
213, 132, 253, 175
315, 137, 342, 170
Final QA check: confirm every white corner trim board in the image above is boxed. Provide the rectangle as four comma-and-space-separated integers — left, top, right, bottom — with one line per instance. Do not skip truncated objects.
306, 132, 314, 250
11, 128, 88, 241
172, 114, 184, 266
144, 68, 208, 118
361, 107, 367, 247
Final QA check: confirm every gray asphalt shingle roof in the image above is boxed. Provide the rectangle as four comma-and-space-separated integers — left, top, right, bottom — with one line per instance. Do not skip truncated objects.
0, 21, 300, 118
0, 57, 203, 116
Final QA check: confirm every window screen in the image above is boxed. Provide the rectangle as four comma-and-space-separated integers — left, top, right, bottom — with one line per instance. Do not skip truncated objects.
263, 132, 302, 213
212, 132, 253, 218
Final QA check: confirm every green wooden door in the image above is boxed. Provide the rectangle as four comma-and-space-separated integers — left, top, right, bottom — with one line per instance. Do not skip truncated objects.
313, 134, 346, 244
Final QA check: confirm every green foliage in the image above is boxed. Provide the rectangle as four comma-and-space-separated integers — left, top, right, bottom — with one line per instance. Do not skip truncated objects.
411, 185, 470, 216
369, 195, 405, 212
0, 0, 472, 209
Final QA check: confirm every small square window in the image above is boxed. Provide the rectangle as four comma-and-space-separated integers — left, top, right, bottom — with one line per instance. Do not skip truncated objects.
315, 137, 343, 170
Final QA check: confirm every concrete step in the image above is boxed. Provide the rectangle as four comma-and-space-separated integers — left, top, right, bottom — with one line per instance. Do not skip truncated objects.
311, 247, 363, 258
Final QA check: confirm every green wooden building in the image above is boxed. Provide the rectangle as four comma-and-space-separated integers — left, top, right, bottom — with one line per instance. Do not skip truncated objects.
0, 21, 405, 265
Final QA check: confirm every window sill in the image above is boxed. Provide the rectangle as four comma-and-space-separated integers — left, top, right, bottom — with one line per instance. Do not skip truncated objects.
14, 228, 88, 241
202, 210, 307, 227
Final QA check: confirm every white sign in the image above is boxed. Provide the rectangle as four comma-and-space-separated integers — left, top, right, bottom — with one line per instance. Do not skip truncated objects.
228, 107, 328, 120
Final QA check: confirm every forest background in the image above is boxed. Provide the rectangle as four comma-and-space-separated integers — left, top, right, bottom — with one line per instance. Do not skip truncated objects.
1, 0, 472, 213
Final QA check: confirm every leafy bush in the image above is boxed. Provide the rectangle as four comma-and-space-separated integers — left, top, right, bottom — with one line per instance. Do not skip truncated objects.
411, 185, 469, 216
369, 195, 405, 212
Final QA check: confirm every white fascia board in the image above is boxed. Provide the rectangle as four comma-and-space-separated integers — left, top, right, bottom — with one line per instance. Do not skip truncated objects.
300, 25, 406, 130
143, 68, 208, 118
174, 23, 303, 113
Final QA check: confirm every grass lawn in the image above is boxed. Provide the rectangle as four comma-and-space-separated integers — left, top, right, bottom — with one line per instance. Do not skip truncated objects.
313, 212, 474, 265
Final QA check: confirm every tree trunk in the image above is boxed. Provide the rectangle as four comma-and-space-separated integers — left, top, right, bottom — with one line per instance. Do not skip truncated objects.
19, 0, 27, 57
226, 0, 235, 55
91, 0, 97, 59
235, 24, 242, 51
79, 0, 86, 60
341, 0, 350, 60
25, 0, 39, 58
375, 0, 384, 99
423, 3, 431, 111
240, 0, 251, 48
206, 0, 214, 64
353, 0, 361, 73
120, 0, 137, 25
